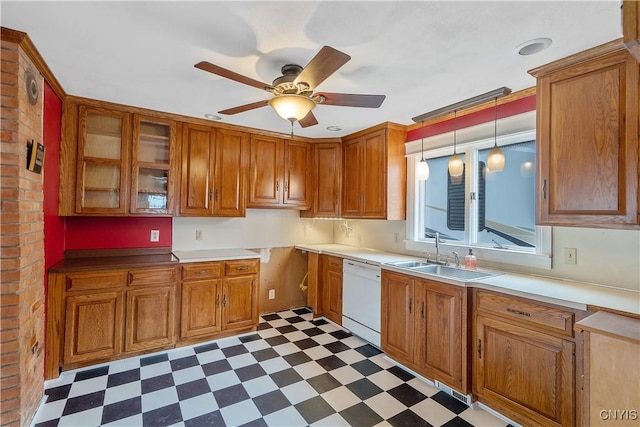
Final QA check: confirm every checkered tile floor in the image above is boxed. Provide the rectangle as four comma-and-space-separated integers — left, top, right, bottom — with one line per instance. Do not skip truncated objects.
32, 308, 512, 427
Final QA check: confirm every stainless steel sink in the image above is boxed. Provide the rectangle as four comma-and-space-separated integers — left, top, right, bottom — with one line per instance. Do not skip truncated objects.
412, 264, 498, 281
387, 260, 431, 268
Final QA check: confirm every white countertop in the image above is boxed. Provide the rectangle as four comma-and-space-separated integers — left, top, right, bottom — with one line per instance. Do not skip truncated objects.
295, 243, 640, 315
172, 248, 261, 263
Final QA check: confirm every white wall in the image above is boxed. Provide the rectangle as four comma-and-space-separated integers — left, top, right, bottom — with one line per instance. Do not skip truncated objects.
173, 209, 334, 251
334, 219, 640, 292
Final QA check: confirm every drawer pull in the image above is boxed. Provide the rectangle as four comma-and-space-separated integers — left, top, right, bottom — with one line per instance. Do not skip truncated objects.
223, 294, 227, 307
195, 270, 208, 275
507, 307, 531, 317
477, 339, 483, 359
127, 272, 133, 284
421, 301, 425, 319
408, 298, 412, 314
235, 266, 250, 271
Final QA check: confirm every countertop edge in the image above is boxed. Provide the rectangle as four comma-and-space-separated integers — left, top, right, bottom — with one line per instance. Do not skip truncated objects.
295, 243, 640, 316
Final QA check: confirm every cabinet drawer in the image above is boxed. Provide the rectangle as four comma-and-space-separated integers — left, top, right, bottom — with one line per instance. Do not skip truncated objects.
324, 256, 343, 272
182, 262, 223, 280
225, 259, 259, 276
476, 290, 574, 336
128, 267, 177, 286
65, 270, 127, 291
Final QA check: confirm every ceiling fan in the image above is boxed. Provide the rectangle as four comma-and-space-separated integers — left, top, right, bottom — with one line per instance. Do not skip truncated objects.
195, 46, 386, 128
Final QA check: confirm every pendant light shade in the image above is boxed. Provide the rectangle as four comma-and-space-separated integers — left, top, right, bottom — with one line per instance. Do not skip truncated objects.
448, 110, 464, 177
487, 97, 505, 172
416, 159, 430, 180
268, 94, 316, 122
416, 121, 429, 181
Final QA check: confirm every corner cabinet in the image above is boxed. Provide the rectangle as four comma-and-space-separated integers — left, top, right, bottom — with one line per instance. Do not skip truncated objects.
301, 142, 342, 218
60, 100, 178, 216
342, 123, 407, 219
248, 134, 312, 209
530, 40, 640, 227
472, 289, 588, 427
381, 270, 468, 394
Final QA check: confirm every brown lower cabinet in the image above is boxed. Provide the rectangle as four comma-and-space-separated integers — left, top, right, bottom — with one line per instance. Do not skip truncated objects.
49, 265, 178, 377
381, 270, 468, 394
473, 289, 589, 427
180, 259, 259, 340
320, 255, 343, 325
47, 255, 260, 380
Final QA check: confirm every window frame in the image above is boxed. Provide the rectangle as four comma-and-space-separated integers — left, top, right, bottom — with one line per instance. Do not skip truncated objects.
405, 129, 552, 270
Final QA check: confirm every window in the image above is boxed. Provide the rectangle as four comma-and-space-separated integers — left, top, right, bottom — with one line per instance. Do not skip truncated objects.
407, 130, 551, 269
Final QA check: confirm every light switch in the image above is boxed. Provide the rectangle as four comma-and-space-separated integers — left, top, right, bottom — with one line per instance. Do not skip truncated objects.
564, 248, 577, 265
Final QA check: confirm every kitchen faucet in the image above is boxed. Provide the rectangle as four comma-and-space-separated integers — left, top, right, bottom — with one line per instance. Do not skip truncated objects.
427, 232, 449, 265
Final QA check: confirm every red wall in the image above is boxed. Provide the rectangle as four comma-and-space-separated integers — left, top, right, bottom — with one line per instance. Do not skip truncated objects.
43, 82, 64, 271
406, 95, 536, 141
64, 216, 172, 250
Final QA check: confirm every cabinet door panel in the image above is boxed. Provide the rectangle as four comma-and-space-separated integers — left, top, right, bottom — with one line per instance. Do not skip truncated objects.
125, 286, 175, 352
223, 276, 258, 329
476, 315, 574, 426
214, 129, 248, 216
249, 135, 283, 206
416, 280, 462, 390
535, 48, 639, 226
381, 272, 414, 364
362, 131, 386, 218
342, 140, 362, 216
283, 140, 311, 207
76, 106, 130, 214
180, 124, 215, 215
314, 143, 341, 217
181, 280, 222, 338
64, 291, 123, 364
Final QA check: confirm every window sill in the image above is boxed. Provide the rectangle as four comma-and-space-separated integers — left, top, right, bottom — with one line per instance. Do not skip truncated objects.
404, 240, 552, 270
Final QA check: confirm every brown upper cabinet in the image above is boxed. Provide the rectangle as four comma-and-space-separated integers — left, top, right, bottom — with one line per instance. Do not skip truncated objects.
248, 134, 312, 209
342, 123, 407, 219
301, 142, 342, 218
60, 99, 178, 216
179, 124, 248, 217
530, 40, 639, 227
623, 0, 640, 62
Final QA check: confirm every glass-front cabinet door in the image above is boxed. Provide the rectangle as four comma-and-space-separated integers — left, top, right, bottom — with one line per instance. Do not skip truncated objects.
76, 106, 130, 214
131, 115, 176, 215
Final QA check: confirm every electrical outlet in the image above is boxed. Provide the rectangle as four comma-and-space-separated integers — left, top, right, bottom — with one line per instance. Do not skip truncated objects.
268, 289, 275, 300
195, 230, 203, 240
564, 248, 577, 265
150, 230, 160, 242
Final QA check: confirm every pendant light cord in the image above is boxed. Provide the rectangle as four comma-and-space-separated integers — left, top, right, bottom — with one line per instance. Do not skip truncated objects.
493, 97, 498, 147
420, 121, 425, 161
453, 110, 457, 154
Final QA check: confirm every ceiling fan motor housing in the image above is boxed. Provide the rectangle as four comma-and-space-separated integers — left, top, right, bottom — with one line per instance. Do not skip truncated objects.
272, 64, 311, 96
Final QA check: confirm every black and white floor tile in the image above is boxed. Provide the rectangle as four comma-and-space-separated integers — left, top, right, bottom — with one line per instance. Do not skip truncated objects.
32, 308, 512, 427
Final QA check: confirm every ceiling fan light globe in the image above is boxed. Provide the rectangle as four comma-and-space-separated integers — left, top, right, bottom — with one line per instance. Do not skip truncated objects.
269, 94, 316, 122
448, 153, 464, 177
416, 159, 430, 181
487, 145, 505, 172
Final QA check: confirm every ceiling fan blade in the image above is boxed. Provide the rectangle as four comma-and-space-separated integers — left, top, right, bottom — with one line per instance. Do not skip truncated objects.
195, 61, 273, 91
298, 111, 319, 128
315, 92, 386, 108
218, 100, 269, 115
294, 46, 350, 89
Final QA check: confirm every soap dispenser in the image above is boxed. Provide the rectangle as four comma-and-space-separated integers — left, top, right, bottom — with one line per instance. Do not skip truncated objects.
465, 249, 477, 270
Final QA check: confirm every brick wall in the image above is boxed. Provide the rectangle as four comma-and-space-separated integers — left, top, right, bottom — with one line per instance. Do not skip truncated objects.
1, 35, 46, 426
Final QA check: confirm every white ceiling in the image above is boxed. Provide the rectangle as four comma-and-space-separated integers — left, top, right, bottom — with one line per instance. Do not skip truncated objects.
1, 1, 623, 138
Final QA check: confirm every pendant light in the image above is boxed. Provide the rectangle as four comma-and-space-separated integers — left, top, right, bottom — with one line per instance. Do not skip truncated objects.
415, 121, 430, 180
448, 110, 464, 177
487, 97, 505, 172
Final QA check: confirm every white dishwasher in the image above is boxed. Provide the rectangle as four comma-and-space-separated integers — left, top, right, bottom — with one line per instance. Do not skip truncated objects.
342, 259, 382, 347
